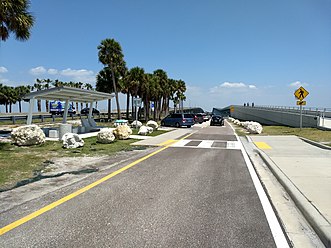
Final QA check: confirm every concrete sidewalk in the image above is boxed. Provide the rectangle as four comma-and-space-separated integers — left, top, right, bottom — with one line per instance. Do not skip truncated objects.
249, 135, 331, 247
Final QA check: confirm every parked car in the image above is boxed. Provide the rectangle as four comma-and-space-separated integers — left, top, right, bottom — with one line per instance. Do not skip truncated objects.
203, 114, 211, 122
161, 113, 195, 128
195, 113, 204, 124
185, 113, 199, 123
80, 107, 100, 115
210, 115, 224, 126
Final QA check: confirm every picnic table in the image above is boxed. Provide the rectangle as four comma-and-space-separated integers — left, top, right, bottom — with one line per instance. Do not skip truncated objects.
114, 119, 128, 127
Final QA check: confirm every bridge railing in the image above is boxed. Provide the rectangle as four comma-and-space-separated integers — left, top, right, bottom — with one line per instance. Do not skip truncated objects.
244, 105, 331, 118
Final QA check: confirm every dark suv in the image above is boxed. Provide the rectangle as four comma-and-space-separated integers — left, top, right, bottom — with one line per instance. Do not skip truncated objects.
210, 115, 224, 126
161, 113, 195, 128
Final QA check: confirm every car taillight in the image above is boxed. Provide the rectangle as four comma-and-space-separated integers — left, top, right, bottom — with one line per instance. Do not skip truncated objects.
183, 118, 186, 123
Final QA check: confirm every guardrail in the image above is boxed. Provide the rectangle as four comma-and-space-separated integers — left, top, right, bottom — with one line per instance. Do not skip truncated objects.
253, 105, 331, 118
0, 112, 133, 125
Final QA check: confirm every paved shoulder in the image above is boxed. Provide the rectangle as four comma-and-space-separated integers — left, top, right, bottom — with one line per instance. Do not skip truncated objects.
250, 135, 331, 247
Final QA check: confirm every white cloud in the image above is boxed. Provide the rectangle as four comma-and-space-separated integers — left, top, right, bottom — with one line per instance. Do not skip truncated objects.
220, 82, 247, 88
48, 68, 58, 75
0, 66, 8, 73
209, 82, 257, 94
60, 68, 95, 83
60, 68, 94, 77
289, 81, 308, 88
29, 66, 47, 75
28, 66, 95, 84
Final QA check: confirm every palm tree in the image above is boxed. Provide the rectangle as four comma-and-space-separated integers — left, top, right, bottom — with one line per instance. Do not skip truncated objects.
0, 84, 8, 111
174, 79, 187, 113
96, 66, 115, 119
97, 38, 126, 120
1, 85, 16, 112
123, 67, 146, 119
0, 0, 35, 41
15, 85, 30, 112
153, 69, 168, 119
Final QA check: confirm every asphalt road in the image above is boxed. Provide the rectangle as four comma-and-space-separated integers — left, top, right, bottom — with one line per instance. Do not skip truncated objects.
0, 123, 283, 247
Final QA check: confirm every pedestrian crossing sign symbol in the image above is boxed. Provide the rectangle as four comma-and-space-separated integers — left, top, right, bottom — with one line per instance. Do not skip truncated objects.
294, 86, 309, 100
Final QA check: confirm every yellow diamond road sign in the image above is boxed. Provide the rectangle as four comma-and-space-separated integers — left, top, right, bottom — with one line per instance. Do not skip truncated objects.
294, 86, 309, 100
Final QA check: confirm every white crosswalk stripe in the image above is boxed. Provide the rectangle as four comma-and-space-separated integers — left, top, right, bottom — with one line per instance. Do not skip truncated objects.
170, 140, 241, 150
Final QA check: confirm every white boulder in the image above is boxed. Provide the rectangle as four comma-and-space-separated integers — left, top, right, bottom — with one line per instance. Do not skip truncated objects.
146, 120, 158, 130
125, 125, 133, 135
11, 125, 46, 146
146, 126, 154, 134
233, 119, 241, 125
246, 122, 263, 134
131, 120, 142, 128
62, 133, 84, 148
138, 126, 149, 135
113, 125, 130, 140
97, 128, 115, 143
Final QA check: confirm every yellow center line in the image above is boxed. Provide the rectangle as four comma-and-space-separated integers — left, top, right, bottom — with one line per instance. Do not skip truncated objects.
0, 132, 194, 236
157, 139, 177, 146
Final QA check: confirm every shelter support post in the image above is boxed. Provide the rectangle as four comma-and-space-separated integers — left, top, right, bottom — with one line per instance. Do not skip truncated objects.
88, 102, 94, 119
62, 99, 70, 124
27, 98, 35, 125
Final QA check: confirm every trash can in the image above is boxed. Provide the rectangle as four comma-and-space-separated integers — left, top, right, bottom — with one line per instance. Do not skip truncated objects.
59, 123, 72, 140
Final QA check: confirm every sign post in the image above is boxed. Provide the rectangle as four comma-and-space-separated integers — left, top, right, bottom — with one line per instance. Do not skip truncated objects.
294, 86, 309, 130
133, 97, 142, 129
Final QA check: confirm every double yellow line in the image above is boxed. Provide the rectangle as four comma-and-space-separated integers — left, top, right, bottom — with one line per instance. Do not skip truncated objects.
0, 134, 192, 236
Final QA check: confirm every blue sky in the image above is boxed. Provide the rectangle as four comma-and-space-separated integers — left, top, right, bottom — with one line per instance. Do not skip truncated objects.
0, 0, 330, 113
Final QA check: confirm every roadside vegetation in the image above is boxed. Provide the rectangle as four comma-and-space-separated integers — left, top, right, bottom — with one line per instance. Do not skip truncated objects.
0, 124, 168, 190
233, 123, 331, 145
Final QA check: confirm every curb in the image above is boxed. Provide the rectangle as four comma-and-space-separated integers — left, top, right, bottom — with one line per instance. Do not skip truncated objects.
300, 137, 331, 150
256, 149, 331, 248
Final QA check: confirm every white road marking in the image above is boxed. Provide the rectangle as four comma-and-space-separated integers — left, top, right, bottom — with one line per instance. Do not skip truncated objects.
171, 139, 241, 150
172, 139, 191, 147
236, 135, 290, 248
226, 141, 241, 149
197, 140, 214, 148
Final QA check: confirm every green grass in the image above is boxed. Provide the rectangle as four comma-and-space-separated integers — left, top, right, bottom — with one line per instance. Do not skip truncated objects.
0, 137, 142, 190
0, 126, 169, 190
260, 126, 331, 143
232, 123, 331, 144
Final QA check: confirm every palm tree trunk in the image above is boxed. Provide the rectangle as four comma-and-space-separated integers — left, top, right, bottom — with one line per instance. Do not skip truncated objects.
126, 92, 130, 120
131, 95, 134, 119
107, 99, 111, 119
37, 100, 41, 112
109, 63, 121, 120
19, 101, 22, 113
153, 101, 157, 120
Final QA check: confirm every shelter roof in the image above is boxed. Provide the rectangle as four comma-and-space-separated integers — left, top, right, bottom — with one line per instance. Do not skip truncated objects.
24, 86, 114, 103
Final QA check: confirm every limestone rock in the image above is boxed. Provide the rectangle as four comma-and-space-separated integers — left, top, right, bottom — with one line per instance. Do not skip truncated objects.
131, 120, 142, 128
113, 125, 130, 140
97, 128, 115, 143
146, 120, 158, 130
246, 121, 263, 134
11, 125, 46, 146
146, 126, 153, 134
137, 125, 153, 136
125, 125, 133, 135
62, 133, 84, 148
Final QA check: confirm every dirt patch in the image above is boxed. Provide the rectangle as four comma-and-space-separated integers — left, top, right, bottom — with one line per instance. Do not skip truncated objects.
0, 147, 154, 213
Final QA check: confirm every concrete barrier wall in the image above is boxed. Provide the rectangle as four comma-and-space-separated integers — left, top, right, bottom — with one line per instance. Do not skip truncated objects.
231, 106, 318, 128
